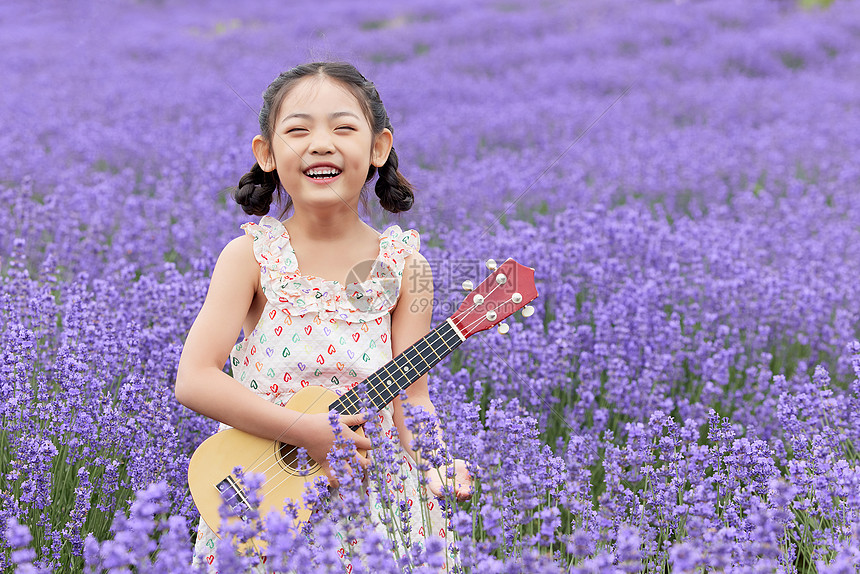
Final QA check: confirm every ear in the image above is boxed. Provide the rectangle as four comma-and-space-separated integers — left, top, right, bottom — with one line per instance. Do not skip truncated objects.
252, 135, 276, 172
371, 129, 394, 168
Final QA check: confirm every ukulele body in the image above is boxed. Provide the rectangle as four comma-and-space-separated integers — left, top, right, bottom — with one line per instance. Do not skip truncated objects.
187, 385, 365, 550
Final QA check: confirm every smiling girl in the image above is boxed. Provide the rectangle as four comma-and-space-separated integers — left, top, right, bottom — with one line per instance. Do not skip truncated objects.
175, 62, 471, 572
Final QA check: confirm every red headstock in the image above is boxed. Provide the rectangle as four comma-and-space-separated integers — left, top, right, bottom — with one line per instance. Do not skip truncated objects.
449, 259, 538, 339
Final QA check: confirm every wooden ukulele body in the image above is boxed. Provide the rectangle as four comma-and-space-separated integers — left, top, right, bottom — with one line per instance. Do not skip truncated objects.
187, 385, 365, 551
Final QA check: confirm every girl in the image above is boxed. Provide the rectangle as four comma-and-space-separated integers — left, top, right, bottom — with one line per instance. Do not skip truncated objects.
175, 62, 472, 571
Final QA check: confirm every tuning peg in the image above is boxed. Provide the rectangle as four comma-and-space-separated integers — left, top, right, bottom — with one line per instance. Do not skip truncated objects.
462, 280, 474, 291
497, 323, 510, 335
521, 305, 535, 317
485, 258, 497, 271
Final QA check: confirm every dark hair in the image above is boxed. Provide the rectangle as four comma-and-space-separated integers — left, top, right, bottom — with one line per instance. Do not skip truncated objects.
232, 62, 414, 216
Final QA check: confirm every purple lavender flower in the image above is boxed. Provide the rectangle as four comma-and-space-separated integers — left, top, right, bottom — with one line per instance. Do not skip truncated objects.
4, 0, 860, 570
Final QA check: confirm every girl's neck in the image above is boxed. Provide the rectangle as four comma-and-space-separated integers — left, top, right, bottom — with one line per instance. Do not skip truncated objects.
284, 208, 369, 243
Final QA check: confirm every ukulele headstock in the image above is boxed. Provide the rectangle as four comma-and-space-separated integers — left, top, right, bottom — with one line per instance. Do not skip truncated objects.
450, 259, 538, 338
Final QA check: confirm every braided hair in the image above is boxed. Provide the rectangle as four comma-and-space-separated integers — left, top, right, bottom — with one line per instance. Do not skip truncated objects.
232, 62, 414, 216
233, 161, 279, 216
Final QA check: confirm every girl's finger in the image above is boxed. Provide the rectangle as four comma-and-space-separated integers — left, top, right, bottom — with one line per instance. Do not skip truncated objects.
339, 413, 367, 427
322, 463, 340, 488
345, 429, 374, 450
354, 454, 371, 470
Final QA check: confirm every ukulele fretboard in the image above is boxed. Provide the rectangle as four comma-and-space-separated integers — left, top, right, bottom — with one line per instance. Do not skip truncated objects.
328, 320, 463, 419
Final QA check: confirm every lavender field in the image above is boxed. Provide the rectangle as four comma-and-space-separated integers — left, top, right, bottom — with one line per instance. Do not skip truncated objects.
2, 0, 860, 572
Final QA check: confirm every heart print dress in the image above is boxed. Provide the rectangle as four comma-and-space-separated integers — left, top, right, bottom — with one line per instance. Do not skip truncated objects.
192, 215, 457, 572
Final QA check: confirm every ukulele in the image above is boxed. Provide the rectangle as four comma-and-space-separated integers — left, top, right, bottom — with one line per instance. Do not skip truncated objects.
187, 258, 537, 550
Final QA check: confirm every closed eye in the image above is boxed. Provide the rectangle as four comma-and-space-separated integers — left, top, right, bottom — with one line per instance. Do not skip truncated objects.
335, 125, 357, 132
285, 127, 308, 134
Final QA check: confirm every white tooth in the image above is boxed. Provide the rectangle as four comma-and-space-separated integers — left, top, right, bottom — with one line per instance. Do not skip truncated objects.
306, 167, 340, 177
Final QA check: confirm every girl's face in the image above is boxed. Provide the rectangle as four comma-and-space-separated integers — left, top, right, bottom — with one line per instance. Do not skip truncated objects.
253, 76, 392, 213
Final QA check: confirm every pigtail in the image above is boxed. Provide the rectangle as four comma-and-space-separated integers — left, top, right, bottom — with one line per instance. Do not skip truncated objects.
233, 162, 279, 216
375, 147, 414, 213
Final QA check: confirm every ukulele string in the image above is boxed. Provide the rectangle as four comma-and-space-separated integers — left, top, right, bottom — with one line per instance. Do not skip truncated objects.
218, 289, 517, 510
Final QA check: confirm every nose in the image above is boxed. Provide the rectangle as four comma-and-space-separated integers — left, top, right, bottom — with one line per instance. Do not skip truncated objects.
309, 129, 335, 155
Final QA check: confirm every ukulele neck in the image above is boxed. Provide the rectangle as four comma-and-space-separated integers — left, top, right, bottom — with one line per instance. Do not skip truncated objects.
329, 320, 464, 417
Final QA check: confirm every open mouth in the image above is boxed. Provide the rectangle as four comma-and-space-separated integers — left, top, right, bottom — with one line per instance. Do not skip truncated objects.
303, 166, 342, 180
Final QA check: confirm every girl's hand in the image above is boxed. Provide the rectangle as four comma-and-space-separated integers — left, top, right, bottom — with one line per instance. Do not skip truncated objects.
296, 412, 372, 488
425, 459, 473, 502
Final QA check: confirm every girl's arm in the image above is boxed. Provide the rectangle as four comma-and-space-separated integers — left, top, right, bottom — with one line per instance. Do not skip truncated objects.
175, 235, 370, 472
390, 252, 471, 500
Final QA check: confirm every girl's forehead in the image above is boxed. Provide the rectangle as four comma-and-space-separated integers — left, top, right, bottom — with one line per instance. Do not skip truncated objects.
278, 76, 366, 117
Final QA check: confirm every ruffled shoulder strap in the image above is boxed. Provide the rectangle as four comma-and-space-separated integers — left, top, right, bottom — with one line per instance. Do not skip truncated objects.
240, 215, 298, 276
373, 225, 421, 282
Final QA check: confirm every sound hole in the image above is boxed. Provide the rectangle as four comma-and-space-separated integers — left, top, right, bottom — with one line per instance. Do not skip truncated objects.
277, 442, 320, 475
